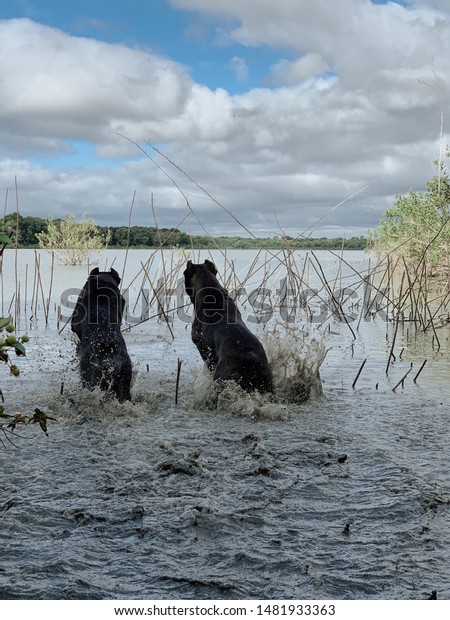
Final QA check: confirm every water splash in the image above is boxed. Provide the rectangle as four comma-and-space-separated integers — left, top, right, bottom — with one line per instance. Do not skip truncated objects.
187, 324, 328, 417
263, 324, 328, 403
187, 367, 283, 418
216, 383, 289, 419
190, 369, 215, 409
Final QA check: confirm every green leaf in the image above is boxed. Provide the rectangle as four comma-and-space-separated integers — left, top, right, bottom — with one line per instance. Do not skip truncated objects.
13, 341, 26, 356
31, 408, 55, 436
0, 316, 12, 330
0, 233, 11, 245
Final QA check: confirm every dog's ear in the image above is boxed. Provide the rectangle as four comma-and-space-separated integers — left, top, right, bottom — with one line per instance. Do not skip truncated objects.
184, 260, 194, 278
90, 267, 99, 276
109, 268, 121, 285
183, 261, 196, 301
204, 260, 218, 276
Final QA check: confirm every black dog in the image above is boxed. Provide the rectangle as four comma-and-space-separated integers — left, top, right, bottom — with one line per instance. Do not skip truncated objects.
184, 259, 273, 394
71, 268, 132, 403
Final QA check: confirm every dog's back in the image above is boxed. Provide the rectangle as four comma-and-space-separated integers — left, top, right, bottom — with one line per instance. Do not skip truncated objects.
213, 323, 273, 393
184, 260, 273, 394
71, 268, 132, 402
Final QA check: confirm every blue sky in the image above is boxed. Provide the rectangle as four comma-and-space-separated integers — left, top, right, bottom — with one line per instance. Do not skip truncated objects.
2, 0, 290, 173
3, 0, 287, 94
0, 0, 449, 236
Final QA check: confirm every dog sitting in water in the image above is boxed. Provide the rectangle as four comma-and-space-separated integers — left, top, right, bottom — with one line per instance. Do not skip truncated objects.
184, 259, 273, 395
71, 268, 132, 403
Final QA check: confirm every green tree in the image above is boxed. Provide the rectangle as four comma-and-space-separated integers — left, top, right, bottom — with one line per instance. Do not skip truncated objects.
368, 158, 450, 273
37, 214, 111, 265
1, 213, 20, 246
21, 216, 47, 246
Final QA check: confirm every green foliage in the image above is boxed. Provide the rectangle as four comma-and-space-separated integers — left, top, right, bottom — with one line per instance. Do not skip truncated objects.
1, 212, 368, 251
369, 158, 450, 272
0, 408, 53, 440
36, 214, 111, 265
0, 318, 53, 446
0, 213, 47, 247
0, 232, 12, 247
191, 235, 367, 250
0, 316, 28, 374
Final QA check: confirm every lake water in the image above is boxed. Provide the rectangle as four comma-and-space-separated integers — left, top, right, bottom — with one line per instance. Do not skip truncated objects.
0, 248, 449, 600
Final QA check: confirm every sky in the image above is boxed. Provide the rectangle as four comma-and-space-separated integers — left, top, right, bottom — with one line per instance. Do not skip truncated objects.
0, 0, 449, 238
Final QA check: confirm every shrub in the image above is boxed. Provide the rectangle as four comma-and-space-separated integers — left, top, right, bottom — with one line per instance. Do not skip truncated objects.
368, 157, 450, 274
36, 213, 111, 265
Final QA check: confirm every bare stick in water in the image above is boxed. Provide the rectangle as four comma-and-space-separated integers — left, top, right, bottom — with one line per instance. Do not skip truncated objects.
392, 364, 413, 392
386, 272, 405, 375
175, 358, 182, 405
413, 359, 427, 383
352, 359, 367, 389
121, 190, 136, 292
14, 177, 20, 326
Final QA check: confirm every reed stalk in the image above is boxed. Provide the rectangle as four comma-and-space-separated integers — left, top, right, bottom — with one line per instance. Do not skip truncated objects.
413, 360, 427, 383
392, 364, 413, 392
175, 358, 182, 405
14, 177, 20, 326
386, 271, 405, 375
120, 190, 136, 292
352, 359, 367, 389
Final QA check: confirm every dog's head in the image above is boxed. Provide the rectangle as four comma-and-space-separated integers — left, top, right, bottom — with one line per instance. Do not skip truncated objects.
72, 268, 124, 333
89, 267, 121, 287
184, 260, 218, 302
86, 267, 124, 315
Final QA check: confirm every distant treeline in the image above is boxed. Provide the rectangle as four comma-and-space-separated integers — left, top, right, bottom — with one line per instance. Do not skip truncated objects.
1, 213, 367, 250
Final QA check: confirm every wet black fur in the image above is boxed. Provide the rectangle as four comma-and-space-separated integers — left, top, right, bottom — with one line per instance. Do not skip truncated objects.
71, 268, 132, 403
184, 259, 273, 394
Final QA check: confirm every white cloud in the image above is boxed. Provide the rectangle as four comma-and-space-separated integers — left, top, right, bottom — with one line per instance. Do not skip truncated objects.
268, 53, 330, 85
1, 6, 450, 237
408, 0, 450, 12
0, 18, 193, 152
171, 0, 450, 88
